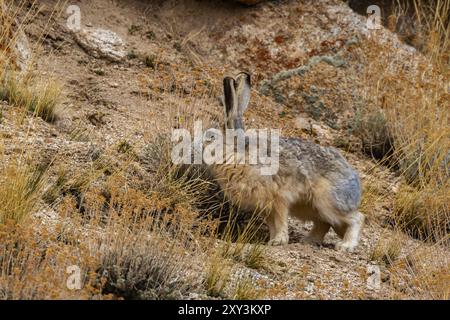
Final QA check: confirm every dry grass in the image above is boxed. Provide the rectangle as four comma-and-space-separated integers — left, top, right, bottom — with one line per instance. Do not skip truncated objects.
0, 69, 62, 122
393, 183, 449, 241
0, 61, 237, 299
350, 107, 393, 161
0, 161, 47, 225
219, 208, 266, 263
231, 276, 262, 300
88, 176, 212, 299
356, 0, 450, 299
370, 232, 403, 267
203, 205, 267, 298
387, 245, 450, 299
205, 253, 231, 298
357, 0, 449, 242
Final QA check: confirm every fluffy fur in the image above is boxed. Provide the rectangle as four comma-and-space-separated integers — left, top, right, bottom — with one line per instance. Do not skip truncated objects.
209, 72, 364, 252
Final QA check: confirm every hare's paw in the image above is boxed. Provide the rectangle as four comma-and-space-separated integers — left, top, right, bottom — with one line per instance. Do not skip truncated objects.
267, 234, 289, 246
335, 240, 357, 252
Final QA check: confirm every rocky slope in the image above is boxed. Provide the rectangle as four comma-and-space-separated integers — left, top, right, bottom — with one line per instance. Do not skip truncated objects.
1, 0, 448, 299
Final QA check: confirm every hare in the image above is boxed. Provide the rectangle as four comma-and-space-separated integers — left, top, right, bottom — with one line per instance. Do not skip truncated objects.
209, 72, 364, 252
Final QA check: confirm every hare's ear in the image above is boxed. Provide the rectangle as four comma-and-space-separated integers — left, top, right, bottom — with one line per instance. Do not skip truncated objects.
223, 76, 237, 128
234, 72, 251, 117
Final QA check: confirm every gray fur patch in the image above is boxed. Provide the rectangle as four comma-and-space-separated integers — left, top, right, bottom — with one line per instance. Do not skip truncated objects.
331, 170, 361, 213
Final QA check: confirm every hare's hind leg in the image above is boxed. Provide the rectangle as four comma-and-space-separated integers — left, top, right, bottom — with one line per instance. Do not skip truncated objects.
312, 190, 363, 252
334, 211, 364, 252
290, 202, 330, 245
305, 220, 331, 245
265, 203, 289, 246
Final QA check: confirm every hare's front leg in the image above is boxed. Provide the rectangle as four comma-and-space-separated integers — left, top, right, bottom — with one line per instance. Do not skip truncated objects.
266, 204, 289, 246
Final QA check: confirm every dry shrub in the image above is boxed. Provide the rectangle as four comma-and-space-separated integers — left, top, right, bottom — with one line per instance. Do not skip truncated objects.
89, 175, 214, 299
0, 127, 218, 299
0, 220, 100, 299
370, 232, 403, 267
0, 157, 217, 299
389, 246, 450, 299
393, 183, 449, 242
0, 162, 100, 299
0, 60, 251, 299
60, 133, 218, 299
0, 1, 71, 292
350, 107, 393, 161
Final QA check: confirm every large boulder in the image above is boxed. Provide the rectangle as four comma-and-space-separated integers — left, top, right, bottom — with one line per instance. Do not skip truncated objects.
202, 0, 422, 131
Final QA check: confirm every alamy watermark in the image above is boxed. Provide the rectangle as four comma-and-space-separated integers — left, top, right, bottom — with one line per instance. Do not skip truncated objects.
66, 265, 82, 290
367, 5, 382, 30
66, 5, 81, 32
366, 264, 381, 290
171, 121, 280, 176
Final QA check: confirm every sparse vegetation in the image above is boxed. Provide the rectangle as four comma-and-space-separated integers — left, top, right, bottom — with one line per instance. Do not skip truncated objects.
232, 276, 262, 300
117, 139, 133, 154
353, 0, 450, 298
0, 162, 46, 225
128, 24, 142, 35
127, 50, 138, 60
205, 254, 230, 298
1, 2, 61, 122
370, 233, 402, 267
0, 69, 61, 122
0, 0, 448, 301
144, 54, 156, 69
356, 0, 449, 244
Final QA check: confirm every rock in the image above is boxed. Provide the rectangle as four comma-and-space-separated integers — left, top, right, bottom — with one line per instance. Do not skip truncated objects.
74, 28, 126, 62
0, 2, 30, 70
259, 54, 347, 96
14, 28, 30, 70
211, 0, 425, 136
